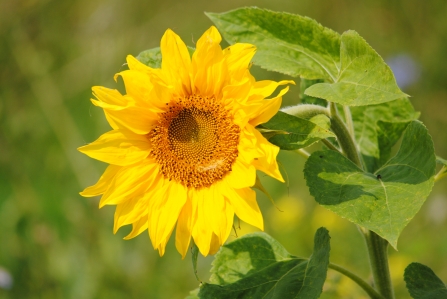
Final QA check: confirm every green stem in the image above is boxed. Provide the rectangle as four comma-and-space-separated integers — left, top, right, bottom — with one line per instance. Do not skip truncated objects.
283, 103, 394, 297
361, 230, 395, 299
328, 263, 385, 299
294, 148, 310, 159
434, 166, 447, 182
329, 103, 363, 169
343, 105, 355, 138
329, 103, 394, 298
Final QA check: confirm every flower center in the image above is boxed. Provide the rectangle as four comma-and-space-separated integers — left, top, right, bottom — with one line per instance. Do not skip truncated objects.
149, 95, 240, 188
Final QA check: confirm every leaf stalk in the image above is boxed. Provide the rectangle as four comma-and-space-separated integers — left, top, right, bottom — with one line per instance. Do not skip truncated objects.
328, 263, 385, 299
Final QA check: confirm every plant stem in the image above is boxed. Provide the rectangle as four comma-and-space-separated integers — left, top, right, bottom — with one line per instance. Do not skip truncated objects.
283, 103, 394, 297
328, 263, 385, 299
294, 148, 310, 159
434, 166, 447, 182
343, 105, 355, 137
361, 230, 395, 299
329, 103, 363, 169
329, 102, 394, 298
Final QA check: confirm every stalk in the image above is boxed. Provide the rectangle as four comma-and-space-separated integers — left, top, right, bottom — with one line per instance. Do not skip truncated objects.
328, 263, 385, 299
330, 103, 394, 299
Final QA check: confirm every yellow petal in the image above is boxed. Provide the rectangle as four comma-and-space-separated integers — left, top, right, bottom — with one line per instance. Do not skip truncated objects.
192, 26, 225, 98
250, 127, 284, 182
175, 192, 197, 258
99, 162, 158, 207
148, 181, 188, 252
113, 192, 150, 234
78, 129, 151, 166
157, 226, 175, 257
92, 86, 126, 106
225, 159, 256, 189
250, 79, 295, 98
223, 43, 256, 82
126, 55, 172, 92
92, 86, 160, 135
208, 232, 221, 255
191, 189, 213, 256
115, 70, 165, 111
236, 127, 262, 165
160, 29, 192, 96
249, 86, 290, 127
80, 165, 120, 197
222, 184, 264, 231
123, 216, 148, 240
203, 184, 233, 246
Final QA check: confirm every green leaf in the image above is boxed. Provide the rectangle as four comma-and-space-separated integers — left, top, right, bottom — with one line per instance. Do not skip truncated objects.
191, 240, 201, 282
136, 47, 162, 68
305, 31, 408, 106
300, 79, 328, 107
208, 8, 405, 106
258, 111, 335, 150
185, 289, 200, 299
351, 98, 419, 172
206, 7, 341, 81
135, 46, 195, 68
304, 121, 436, 248
198, 228, 331, 299
404, 262, 447, 299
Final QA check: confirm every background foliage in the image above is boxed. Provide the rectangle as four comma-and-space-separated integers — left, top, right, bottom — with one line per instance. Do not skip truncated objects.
1, 0, 446, 298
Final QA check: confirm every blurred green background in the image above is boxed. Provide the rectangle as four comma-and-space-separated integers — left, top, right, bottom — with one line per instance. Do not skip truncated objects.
1, 0, 446, 298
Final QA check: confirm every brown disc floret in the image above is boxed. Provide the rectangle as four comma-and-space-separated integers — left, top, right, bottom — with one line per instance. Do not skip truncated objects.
149, 95, 240, 188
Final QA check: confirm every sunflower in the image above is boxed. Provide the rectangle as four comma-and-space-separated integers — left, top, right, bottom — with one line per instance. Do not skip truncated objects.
78, 26, 293, 257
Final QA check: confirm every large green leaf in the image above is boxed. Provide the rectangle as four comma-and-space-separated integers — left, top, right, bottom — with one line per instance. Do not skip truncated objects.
208, 8, 406, 106
198, 228, 330, 299
351, 98, 419, 172
304, 121, 436, 248
206, 8, 341, 81
305, 31, 408, 106
404, 263, 447, 299
258, 111, 335, 150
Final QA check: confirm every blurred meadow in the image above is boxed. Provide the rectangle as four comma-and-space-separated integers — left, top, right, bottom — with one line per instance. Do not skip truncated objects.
1, 0, 447, 298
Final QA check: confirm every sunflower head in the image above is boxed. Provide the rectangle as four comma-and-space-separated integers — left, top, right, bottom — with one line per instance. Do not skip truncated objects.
78, 26, 293, 258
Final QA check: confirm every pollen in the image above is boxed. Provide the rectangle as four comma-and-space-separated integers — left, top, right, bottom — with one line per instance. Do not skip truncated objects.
149, 95, 240, 188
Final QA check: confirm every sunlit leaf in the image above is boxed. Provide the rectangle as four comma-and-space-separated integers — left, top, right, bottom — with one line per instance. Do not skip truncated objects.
136, 47, 162, 68
350, 98, 419, 172
207, 7, 341, 81
404, 262, 447, 299
198, 228, 330, 299
208, 8, 406, 106
258, 111, 335, 150
305, 31, 408, 106
304, 121, 436, 248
